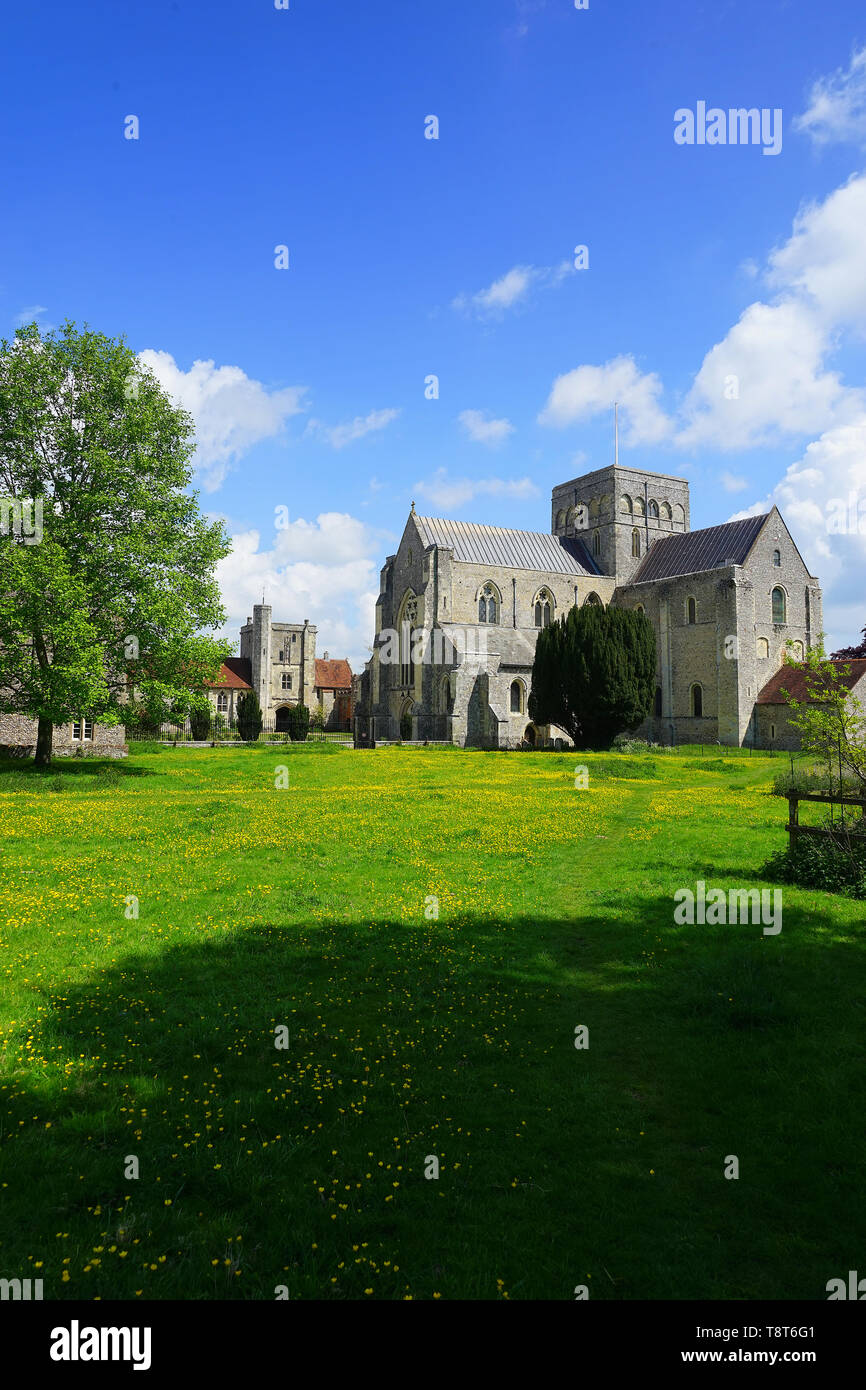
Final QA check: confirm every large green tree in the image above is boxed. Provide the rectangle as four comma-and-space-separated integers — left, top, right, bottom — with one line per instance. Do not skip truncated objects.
784, 644, 866, 790
529, 603, 657, 749
0, 320, 232, 764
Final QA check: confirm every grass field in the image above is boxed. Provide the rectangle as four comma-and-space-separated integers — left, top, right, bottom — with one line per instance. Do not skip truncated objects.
0, 744, 863, 1301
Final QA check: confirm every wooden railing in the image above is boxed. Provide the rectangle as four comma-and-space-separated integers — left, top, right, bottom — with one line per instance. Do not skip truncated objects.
786, 791, 866, 852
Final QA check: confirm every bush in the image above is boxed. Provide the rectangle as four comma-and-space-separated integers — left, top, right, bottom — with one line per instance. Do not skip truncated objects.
764, 823, 866, 898
189, 706, 212, 740
286, 703, 311, 743
236, 691, 264, 743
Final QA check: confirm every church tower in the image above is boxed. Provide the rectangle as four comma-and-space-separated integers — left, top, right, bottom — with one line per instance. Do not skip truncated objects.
551, 464, 690, 584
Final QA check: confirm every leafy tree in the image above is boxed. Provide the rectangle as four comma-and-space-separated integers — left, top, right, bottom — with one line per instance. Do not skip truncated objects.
236, 690, 264, 742
0, 320, 231, 764
782, 644, 866, 791
832, 623, 866, 660
529, 603, 656, 749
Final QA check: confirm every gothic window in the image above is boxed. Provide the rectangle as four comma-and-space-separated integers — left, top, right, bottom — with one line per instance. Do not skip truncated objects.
660, 501, 672, 523
673, 504, 686, 529
691, 684, 703, 718
592, 531, 601, 557
648, 499, 659, 519
534, 588, 553, 627
584, 592, 602, 607
773, 549, 781, 567
636, 604, 645, 615
217, 692, 229, 712
589, 497, 600, 521
772, 587, 787, 625
757, 638, 769, 659
478, 583, 500, 624
632, 529, 641, 558
789, 640, 804, 660
399, 593, 418, 687
281, 673, 292, 690
621, 495, 633, 514
634, 497, 646, 517
510, 680, 524, 714
687, 596, 697, 625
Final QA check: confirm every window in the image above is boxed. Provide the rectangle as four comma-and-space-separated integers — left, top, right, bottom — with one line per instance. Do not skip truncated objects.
636, 604, 645, 617
673, 503, 685, 528
690, 684, 703, 718
805, 589, 811, 630
771, 724, 776, 741
687, 596, 697, 625
407, 549, 413, 564
660, 501, 672, 523
217, 692, 229, 713
654, 686, 663, 717
510, 680, 523, 714
478, 583, 500, 624
281, 673, 292, 690
292, 634, 296, 643
757, 638, 769, 659
773, 549, 781, 567
584, 592, 602, 607
72, 718, 93, 741
648, 499, 659, 519
592, 531, 600, 557
399, 593, 418, 687
556, 509, 566, 530
632, 529, 641, 558
620, 495, 633, 515
772, 587, 787, 624
534, 589, 553, 627
789, 640, 804, 661
634, 497, 646, 518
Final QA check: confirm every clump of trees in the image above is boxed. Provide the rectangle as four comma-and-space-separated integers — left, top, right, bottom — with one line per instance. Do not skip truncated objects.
529, 603, 656, 749
0, 320, 231, 765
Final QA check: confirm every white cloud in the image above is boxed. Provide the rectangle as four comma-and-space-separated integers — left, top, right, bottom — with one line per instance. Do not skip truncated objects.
216, 511, 387, 672
458, 408, 515, 446
138, 349, 307, 492
766, 173, 866, 329
452, 261, 573, 319
720, 471, 749, 493
305, 407, 400, 450
538, 354, 672, 444
794, 46, 866, 148
413, 468, 538, 510
14, 305, 49, 327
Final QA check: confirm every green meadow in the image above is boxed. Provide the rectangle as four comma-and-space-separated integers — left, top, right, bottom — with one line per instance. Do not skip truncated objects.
0, 744, 862, 1301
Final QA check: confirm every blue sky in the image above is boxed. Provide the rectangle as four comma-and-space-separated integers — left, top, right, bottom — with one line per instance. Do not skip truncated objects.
2, 0, 866, 664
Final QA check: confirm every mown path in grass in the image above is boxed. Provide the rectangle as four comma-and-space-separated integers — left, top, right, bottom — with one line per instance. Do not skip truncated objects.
0, 747, 863, 1300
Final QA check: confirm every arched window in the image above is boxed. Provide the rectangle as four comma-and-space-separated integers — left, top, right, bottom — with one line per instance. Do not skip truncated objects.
534, 588, 553, 627
281, 673, 292, 690
660, 501, 672, 523
217, 692, 228, 713
620, 495, 633, 515
687, 596, 697, 625
510, 680, 524, 714
478, 582, 500, 624
565, 506, 577, 530
398, 592, 418, 687
438, 675, 453, 715
589, 497, 600, 522
634, 497, 646, 518
773, 549, 781, 567
636, 604, 645, 615
691, 684, 703, 718
673, 503, 685, 529
592, 531, 601, 557
556, 509, 566, 530
772, 587, 787, 625
632, 529, 641, 558
757, 637, 769, 659
584, 591, 602, 607
788, 640, 804, 661
648, 499, 659, 519
654, 686, 663, 717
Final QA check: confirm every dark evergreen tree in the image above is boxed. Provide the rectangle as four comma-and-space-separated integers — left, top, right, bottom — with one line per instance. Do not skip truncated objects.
236, 690, 263, 742
287, 703, 310, 742
529, 604, 656, 749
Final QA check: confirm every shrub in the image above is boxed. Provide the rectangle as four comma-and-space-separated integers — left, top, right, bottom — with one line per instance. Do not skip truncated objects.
287, 703, 311, 743
236, 691, 264, 743
189, 706, 212, 741
310, 707, 326, 732
764, 822, 866, 898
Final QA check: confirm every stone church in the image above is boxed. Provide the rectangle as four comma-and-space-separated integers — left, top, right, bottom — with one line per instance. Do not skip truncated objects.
355, 462, 824, 748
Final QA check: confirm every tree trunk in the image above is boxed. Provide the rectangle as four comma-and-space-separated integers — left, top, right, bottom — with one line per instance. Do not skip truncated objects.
35, 716, 53, 767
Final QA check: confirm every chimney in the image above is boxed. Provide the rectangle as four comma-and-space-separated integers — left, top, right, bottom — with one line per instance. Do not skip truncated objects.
324, 651, 329, 661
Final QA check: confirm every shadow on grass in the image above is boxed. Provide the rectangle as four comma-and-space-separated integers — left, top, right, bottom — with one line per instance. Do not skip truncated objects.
0, 757, 156, 783
1, 898, 865, 1300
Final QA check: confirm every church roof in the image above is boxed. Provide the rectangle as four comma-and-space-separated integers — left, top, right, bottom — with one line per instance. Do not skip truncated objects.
414, 515, 601, 576
630, 514, 769, 583
756, 658, 866, 706
315, 658, 352, 690
206, 658, 253, 689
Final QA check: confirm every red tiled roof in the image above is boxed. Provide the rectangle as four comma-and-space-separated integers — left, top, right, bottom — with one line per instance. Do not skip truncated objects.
757, 658, 866, 705
206, 658, 253, 690
315, 658, 352, 690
